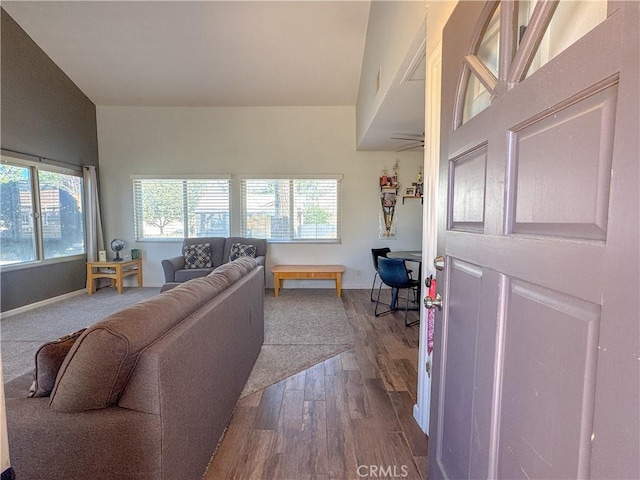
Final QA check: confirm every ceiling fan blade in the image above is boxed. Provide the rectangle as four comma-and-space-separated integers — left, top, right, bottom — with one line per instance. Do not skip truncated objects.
391, 136, 425, 142
396, 143, 424, 152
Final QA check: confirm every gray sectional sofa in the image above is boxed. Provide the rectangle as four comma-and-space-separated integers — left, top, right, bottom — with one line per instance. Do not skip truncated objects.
4, 257, 264, 480
161, 236, 268, 283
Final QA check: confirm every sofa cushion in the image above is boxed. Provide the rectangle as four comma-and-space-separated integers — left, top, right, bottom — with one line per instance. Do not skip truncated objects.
199, 272, 231, 292
49, 279, 223, 412
229, 242, 257, 262
175, 267, 215, 282
184, 237, 226, 267
222, 237, 267, 265
233, 256, 259, 272
29, 329, 86, 398
183, 243, 213, 269
209, 257, 258, 285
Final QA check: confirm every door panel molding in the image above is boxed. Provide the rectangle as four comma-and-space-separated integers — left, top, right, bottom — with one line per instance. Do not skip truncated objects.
436, 257, 484, 479
498, 279, 600, 479
448, 144, 488, 232
506, 80, 618, 241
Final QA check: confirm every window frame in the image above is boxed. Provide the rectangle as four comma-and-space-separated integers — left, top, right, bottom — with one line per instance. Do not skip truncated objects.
0, 156, 86, 270
239, 174, 343, 244
132, 175, 232, 242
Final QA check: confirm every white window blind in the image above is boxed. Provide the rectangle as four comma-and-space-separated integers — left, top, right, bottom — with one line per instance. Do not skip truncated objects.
133, 178, 230, 240
240, 177, 341, 242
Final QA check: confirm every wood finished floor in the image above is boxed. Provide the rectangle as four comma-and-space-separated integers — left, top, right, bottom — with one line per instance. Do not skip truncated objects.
205, 289, 428, 480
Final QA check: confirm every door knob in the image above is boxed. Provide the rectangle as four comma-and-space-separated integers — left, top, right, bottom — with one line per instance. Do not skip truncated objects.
433, 256, 445, 271
424, 293, 443, 310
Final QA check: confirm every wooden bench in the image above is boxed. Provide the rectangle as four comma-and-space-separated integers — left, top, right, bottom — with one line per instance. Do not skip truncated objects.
271, 265, 346, 297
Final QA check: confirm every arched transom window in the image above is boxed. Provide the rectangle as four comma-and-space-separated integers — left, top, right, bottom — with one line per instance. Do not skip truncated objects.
456, 0, 608, 128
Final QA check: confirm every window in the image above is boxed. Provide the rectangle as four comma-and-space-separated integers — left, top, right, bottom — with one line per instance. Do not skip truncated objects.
462, 3, 500, 124
522, 0, 607, 79
133, 177, 230, 240
241, 177, 341, 242
0, 159, 85, 266
457, 0, 608, 127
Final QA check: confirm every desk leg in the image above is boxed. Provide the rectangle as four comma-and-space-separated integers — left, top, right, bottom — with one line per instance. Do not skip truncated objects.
86, 264, 95, 294
137, 260, 143, 287
115, 265, 124, 294
274, 274, 280, 297
335, 273, 342, 298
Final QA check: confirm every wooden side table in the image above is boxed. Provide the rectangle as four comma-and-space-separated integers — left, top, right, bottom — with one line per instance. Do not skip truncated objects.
86, 258, 143, 294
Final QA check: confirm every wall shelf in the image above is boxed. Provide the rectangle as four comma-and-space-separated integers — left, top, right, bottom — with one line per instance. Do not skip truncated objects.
402, 195, 423, 204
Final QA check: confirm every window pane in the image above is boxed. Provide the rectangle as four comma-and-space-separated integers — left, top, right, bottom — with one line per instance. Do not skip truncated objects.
0, 164, 36, 264
242, 178, 341, 242
462, 3, 500, 125
188, 180, 230, 237
38, 171, 85, 259
135, 180, 185, 239
293, 180, 339, 240
133, 178, 230, 240
463, 71, 491, 124
523, 0, 607, 78
242, 179, 291, 240
477, 2, 501, 78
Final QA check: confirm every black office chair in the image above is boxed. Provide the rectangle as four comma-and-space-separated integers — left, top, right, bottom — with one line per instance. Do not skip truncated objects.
370, 247, 391, 302
374, 257, 420, 327
370, 248, 414, 302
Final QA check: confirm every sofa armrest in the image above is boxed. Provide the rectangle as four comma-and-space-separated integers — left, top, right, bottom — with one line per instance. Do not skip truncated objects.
254, 255, 265, 266
161, 256, 185, 283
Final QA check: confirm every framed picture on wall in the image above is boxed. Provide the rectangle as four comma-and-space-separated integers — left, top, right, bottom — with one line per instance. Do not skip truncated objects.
404, 186, 416, 197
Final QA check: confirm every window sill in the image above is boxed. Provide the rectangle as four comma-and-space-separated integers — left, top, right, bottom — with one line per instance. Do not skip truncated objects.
0, 254, 86, 272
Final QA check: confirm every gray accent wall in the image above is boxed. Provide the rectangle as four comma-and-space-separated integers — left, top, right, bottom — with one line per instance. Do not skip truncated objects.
1, 8, 99, 312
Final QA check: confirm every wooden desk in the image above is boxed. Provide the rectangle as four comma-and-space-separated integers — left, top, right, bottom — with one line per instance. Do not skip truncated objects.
271, 265, 345, 297
86, 258, 143, 294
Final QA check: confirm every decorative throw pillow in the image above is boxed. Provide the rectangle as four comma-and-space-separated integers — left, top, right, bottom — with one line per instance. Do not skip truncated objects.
183, 243, 213, 269
29, 328, 86, 398
229, 243, 256, 262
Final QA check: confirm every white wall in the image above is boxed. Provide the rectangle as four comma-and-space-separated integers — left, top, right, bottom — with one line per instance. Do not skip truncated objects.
97, 106, 423, 288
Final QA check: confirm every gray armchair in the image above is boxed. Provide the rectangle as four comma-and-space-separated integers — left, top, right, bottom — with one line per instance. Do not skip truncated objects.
161, 236, 267, 283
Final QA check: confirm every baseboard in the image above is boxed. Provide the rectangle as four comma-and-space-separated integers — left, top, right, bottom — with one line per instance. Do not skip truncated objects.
264, 284, 382, 290
413, 403, 427, 434
0, 289, 86, 319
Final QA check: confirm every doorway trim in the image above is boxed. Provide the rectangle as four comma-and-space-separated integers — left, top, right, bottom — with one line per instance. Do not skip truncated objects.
414, 40, 443, 434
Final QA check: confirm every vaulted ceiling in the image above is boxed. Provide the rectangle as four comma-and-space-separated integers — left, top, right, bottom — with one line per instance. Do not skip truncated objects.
3, 1, 425, 151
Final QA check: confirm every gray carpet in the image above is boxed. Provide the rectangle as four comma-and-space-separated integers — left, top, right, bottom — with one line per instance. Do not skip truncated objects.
242, 288, 354, 397
1, 287, 161, 382
2, 287, 354, 398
